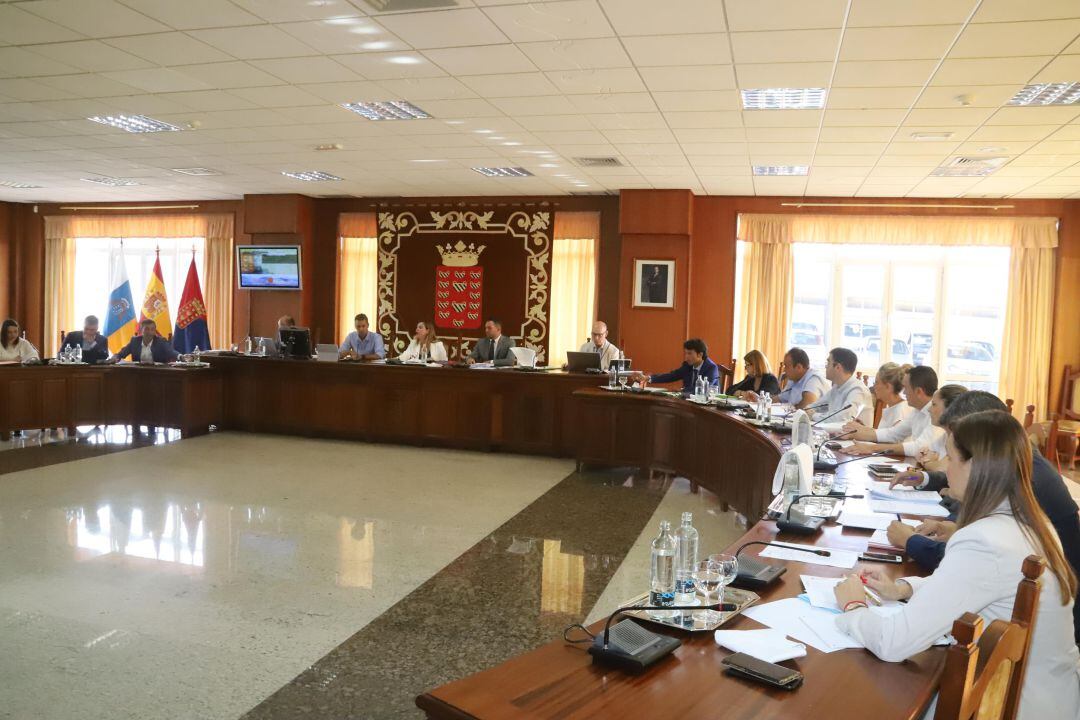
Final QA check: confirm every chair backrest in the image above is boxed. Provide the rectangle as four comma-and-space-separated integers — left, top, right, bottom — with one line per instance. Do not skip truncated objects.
1061, 364, 1079, 422
934, 555, 1045, 720
1023, 405, 1035, 429
1005, 398, 1014, 416
717, 361, 735, 393
873, 399, 884, 428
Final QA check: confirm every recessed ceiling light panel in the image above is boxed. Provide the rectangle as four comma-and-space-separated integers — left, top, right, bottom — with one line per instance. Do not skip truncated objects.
87, 114, 183, 133
81, 176, 139, 186
281, 170, 343, 181
741, 88, 826, 110
171, 167, 222, 176
0, 180, 43, 188
910, 132, 954, 141
1007, 82, 1080, 106
752, 165, 809, 176
471, 167, 533, 178
341, 100, 431, 120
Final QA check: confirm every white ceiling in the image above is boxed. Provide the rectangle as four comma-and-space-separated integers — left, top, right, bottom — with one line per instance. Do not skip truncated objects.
1, 0, 1080, 201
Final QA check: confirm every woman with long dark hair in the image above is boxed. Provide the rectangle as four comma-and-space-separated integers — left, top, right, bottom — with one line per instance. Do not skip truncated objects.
0, 319, 40, 363
834, 410, 1079, 718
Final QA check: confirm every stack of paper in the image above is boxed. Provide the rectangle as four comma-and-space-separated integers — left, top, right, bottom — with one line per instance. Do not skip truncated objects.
837, 510, 897, 530
867, 483, 946, 504
759, 541, 861, 569
800, 575, 901, 613
868, 519, 921, 550
868, 497, 950, 517
713, 629, 807, 663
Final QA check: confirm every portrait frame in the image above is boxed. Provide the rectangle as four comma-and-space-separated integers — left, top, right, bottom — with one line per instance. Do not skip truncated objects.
632, 259, 675, 308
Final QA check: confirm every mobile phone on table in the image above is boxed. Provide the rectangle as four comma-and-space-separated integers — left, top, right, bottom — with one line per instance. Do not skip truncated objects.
860, 551, 903, 563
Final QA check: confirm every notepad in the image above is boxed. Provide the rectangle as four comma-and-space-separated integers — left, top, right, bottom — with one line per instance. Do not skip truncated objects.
868, 498, 950, 517
713, 629, 807, 663
867, 483, 945, 504
800, 575, 902, 613
759, 541, 861, 569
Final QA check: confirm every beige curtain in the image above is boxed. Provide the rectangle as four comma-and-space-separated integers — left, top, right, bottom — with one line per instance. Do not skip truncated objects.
338, 213, 379, 342
205, 215, 234, 349
43, 236, 76, 357
744, 213, 1058, 247
736, 215, 794, 371
549, 211, 600, 366
44, 213, 235, 349
1000, 220, 1058, 421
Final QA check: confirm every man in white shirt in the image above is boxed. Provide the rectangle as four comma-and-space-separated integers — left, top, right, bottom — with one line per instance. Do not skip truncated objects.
843, 365, 943, 457
577, 321, 620, 370
813, 347, 874, 425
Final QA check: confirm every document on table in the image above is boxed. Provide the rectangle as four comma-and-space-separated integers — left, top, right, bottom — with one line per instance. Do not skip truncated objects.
469, 362, 498, 370
741, 598, 845, 653
868, 497, 950, 517
758, 541, 862, 569
837, 510, 898, 530
800, 575, 901, 613
868, 519, 921, 547
713, 628, 807, 663
867, 483, 946, 504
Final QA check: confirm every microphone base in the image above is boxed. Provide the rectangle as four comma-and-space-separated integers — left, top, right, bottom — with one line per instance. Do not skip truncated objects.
776, 516, 826, 535
731, 556, 787, 589
813, 460, 839, 473
588, 621, 681, 673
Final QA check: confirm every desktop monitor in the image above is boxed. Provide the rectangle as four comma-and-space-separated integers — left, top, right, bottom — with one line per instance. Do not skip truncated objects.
278, 327, 311, 358
237, 245, 302, 289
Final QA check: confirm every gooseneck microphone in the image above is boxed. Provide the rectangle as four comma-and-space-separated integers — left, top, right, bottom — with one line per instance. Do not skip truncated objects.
732, 540, 831, 588
599, 601, 736, 649
815, 446, 890, 473
777, 493, 865, 535
814, 428, 857, 463
735, 539, 832, 558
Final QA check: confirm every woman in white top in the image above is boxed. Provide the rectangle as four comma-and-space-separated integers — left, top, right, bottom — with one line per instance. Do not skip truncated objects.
873, 362, 913, 429
398, 320, 447, 362
0, 319, 40, 363
834, 410, 1080, 720
916, 383, 967, 472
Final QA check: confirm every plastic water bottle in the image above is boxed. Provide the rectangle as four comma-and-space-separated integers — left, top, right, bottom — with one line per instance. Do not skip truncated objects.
608, 363, 617, 388
674, 512, 699, 604
193, 346, 201, 364
763, 391, 773, 419
74, 344, 82, 363
62, 344, 71, 363
244, 336, 253, 354
649, 521, 677, 619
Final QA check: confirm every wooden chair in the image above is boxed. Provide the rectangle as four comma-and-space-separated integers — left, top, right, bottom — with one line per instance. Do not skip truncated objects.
873, 398, 884, 428
1005, 398, 1014, 416
934, 555, 1045, 720
717, 359, 735, 393
1054, 365, 1079, 470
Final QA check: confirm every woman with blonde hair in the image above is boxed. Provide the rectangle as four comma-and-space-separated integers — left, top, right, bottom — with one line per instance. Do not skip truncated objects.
730, 349, 780, 398
834, 410, 1079, 719
399, 320, 447, 362
874, 362, 913, 429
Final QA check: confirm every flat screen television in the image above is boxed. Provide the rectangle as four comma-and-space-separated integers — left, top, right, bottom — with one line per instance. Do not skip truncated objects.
237, 245, 302, 289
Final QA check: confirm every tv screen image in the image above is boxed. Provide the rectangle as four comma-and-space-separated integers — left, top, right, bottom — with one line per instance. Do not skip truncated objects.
237, 246, 301, 289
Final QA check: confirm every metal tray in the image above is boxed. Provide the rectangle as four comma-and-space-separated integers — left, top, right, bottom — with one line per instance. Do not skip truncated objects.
618, 587, 760, 633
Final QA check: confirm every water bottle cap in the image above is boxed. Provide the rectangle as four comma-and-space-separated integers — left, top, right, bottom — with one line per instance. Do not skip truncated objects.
681, 511, 692, 523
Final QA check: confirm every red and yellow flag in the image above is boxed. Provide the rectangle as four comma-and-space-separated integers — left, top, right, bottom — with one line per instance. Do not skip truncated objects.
140, 251, 172, 337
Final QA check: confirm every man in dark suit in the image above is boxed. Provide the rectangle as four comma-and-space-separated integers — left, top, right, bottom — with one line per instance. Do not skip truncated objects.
106, 319, 179, 365
468, 319, 516, 367
59, 315, 110, 364
633, 338, 719, 394
886, 391, 1080, 646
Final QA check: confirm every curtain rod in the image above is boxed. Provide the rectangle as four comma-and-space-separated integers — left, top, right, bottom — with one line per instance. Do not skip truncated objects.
780, 202, 1015, 210
57, 204, 200, 211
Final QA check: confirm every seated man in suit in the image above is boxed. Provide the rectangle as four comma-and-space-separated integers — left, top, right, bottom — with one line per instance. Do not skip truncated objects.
60, 315, 110, 364
339, 313, 385, 361
106, 319, 179, 365
577, 320, 620, 369
468, 318, 515, 366
633, 338, 718, 394
884, 391, 1080, 645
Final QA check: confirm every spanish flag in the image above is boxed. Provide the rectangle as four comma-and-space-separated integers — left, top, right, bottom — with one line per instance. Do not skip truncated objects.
103, 247, 137, 354
139, 251, 172, 338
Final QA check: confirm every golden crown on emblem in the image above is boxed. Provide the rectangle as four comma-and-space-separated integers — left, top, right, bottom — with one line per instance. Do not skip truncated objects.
436, 240, 485, 267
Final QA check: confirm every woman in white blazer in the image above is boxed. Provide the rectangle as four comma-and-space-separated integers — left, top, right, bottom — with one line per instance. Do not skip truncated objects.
0, 318, 40, 363
834, 410, 1080, 720
874, 362, 913, 429
398, 320, 447, 362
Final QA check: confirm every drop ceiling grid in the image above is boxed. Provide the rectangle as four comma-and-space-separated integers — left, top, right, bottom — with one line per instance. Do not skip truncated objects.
0, 0, 1078, 199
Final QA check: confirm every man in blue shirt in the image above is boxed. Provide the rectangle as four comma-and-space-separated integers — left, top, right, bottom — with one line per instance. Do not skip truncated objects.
635, 338, 719, 394
338, 313, 385, 361
771, 346, 828, 408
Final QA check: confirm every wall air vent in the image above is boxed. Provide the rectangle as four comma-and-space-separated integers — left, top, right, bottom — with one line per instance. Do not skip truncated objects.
930, 156, 1009, 177
573, 157, 623, 168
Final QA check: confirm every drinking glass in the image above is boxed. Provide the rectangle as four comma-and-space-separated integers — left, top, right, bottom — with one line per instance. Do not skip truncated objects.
708, 553, 739, 609
690, 560, 723, 624
809, 473, 835, 515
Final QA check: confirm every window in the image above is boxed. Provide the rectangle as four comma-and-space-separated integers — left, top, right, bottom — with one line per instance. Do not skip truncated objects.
786, 243, 1009, 393
73, 237, 205, 338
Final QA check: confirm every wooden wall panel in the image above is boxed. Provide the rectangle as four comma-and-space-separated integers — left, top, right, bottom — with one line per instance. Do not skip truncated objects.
689, 196, 738, 367
619, 189, 693, 235
0, 202, 11, 320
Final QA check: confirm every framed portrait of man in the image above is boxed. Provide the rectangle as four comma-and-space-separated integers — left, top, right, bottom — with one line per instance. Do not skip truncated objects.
633, 259, 675, 308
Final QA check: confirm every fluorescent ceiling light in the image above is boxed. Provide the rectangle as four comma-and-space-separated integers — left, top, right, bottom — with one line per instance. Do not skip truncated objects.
1007, 82, 1080, 106
170, 167, 221, 176
0, 180, 43, 188
281, 170, 343, 181
81, 176, 139, 186
87, 114, 182, 133
741, 88, 826, 110
387, 56, 421, 65
471, 167, 533, 177
341, 100, 431, 120
752, 165, 809, 176
910, 132, 954, 141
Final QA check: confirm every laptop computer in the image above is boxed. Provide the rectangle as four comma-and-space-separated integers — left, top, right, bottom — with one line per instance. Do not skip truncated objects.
566, 351, 602, 372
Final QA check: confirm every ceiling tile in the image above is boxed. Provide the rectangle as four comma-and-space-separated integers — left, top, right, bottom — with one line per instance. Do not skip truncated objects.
599, 0, 725, 35
823, 108, 909, 126
106, 33, 235, 67
0, 47, 83, 78
515, 114, 595, 131
653, 90, 740, 112
725, 0, 847, 30
376, 77, 478, 101
517, 38, 632, 71
968, 125, 1060, 141
567, 93, 658, 113
833, 60, 937, 87
172, 62, 285, 89
189, 26, 319, 60
490, 95, 580, 116
815, 142, 888, 155
229, 85, 329, 108
847, 0, 978, 26
229, 0, 361, 22
27, 41, 154, 73
905, 107, 996, 125
639, 66, 736, 92
1031, 55, 1080, 84
622, 34, 731, 67
0, 4, 84, 44
461, 73, 561, 97
735, 62, 833, 87
423, 45, 537, 76
252, 57, 362, 84
588, 112, 669, 129
114, 0, 262, 29
601, 128, 676, 144
335, 52, 447, 80
742, 109, 822, 127
421, 98, 510, 117
931, 57, 1052, 86
103, 68, 213, 93
545, 68, 646, 94
483, 1, 615, 42
818, 126, 896, 142
165, 90, 259, 112
278, 19, 406, 55
745, 126, 816, 141
378, 9, 508, 49
952, 20, 1080, 58
986, 106, 1080, 126
972, 0, 1080, 22
840, 25, 960, 61
827, 87, 922, 109
916, 85, 1023, 108
731, 29, 841, 63
35, 74, 144, 99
